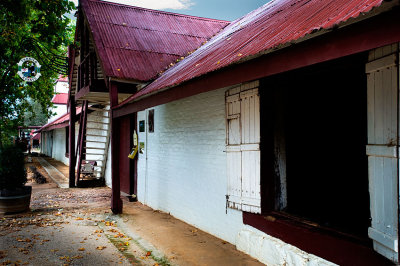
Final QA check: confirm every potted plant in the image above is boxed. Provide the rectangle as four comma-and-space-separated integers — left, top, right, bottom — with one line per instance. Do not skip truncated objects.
0, 144, 31, 214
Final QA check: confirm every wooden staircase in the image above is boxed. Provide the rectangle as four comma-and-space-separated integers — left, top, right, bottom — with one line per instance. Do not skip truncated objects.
75, 100, 111, 187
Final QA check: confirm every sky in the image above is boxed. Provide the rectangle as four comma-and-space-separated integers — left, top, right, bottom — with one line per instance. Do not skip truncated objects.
71, 0, 269, 21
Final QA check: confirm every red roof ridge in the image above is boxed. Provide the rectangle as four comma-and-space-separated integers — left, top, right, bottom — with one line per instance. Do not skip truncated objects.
94, 19, 228, 40
87, 0, 230, 23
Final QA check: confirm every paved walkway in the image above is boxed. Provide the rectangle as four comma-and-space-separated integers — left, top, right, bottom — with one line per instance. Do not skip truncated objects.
36, 157, 69, 188
0, 156, 263, 266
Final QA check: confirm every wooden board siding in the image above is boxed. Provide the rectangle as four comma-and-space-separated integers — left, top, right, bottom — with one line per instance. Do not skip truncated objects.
366, 47, 399, 262
226, 81, 261, 213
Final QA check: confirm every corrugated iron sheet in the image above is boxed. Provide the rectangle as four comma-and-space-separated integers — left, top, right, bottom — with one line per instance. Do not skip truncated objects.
38, 107, 82, 132
51, 93, 68, 105
82, 0, 229, 81
120, 0, 385, 104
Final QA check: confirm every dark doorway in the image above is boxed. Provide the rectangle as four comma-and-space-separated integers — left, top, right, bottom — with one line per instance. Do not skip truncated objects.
118, 113, 137, 199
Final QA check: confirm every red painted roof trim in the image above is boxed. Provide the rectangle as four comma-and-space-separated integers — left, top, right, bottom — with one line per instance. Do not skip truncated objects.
52, 93, 68, 104
38, 107, 82, 132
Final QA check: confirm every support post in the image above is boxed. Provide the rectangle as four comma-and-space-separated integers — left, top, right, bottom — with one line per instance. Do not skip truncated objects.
76, 101, 88, 187
110, 82, 122, 213
68, 95, 76, 188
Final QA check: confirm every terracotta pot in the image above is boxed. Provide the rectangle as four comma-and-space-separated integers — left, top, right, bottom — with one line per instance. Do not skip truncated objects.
0, 186, 32, 214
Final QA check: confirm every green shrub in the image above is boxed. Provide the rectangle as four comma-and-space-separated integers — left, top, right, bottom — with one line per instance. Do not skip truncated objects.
0, 145, 27, 189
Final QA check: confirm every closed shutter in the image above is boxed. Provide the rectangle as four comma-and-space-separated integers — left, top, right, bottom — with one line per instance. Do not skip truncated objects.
366, 53, 399, 262
226, 82, 261, 213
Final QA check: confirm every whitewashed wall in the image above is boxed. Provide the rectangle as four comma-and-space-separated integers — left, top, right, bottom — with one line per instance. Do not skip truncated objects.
48, 104, 68, 123
136, 86, 335, 265
104, 142, 112, 187
137, 87, 244, 244
52, 127, 68, 165
44, 122, 79, 168
55, 80, 69, 93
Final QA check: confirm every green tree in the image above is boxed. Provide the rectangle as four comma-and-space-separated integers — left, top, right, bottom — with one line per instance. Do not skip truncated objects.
0, 0, 75, 145
24, 99, 52, 127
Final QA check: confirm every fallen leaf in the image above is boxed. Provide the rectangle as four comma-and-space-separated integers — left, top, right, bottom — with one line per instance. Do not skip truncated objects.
0, 250, 7, 259
96, 246, 106, 250
17, 238, 31, 242
78, 248, 85, 251
75, 217, 83, 221
146, 251, 151, 257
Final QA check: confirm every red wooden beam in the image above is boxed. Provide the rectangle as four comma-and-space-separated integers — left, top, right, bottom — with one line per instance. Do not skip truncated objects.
110, 82, 123, 214
243, 212, 392, 265
76, 101, 88, 186
113, 9, 400, 118
68, 95, 76, 188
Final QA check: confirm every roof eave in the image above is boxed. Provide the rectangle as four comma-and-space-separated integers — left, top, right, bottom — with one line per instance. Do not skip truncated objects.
115, 0, 400, 109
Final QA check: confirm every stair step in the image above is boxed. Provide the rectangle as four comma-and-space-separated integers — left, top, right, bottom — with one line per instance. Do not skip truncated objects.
84, 140, 107, 143
85, 147, 106, 150
83, 153, 105, 156
88, 107, 110, 112
86, 127, 108, 130
90, 114, 110, 119
87, 120, 109, 125
86, 134, 107, 137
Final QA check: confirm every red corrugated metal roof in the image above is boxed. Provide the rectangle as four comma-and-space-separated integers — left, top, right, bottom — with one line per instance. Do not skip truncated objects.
52, 93, 68, 104
38, 107, 82, 132
32, 133, 41, 141
82, 0, 229, 81
57, 75, 68, 82
118, 0, 386, 106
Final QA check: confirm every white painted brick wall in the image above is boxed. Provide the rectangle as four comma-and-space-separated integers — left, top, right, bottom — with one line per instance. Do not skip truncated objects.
137, 87, 244, 244
45, 123, 79, 168
52, 128, 68, 165
237, 226, 337, 266
105, 141, 112, 187
135, 86, 338, 265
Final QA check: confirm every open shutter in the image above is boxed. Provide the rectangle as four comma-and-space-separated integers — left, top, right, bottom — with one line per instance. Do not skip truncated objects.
226, 82, 261, 213
366, 53, 399, 262
226, 93, 242, 209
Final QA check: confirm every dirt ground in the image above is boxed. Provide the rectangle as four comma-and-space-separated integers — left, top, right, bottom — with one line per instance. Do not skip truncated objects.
0, 156, 263, 266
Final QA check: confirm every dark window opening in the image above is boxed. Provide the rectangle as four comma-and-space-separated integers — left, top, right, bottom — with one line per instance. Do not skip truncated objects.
260, 53, 370, 239
148, 109, 154, 133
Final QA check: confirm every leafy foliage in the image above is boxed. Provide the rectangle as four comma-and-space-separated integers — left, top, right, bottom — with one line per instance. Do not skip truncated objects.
0, 145, 27, 189
0, 0, 75, 145
24, 100, 53, 127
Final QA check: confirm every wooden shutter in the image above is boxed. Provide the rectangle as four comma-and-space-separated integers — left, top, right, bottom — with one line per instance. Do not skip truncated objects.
226, 82, 261, 213
226, 93, 242, 208
366, 53, 399, 262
